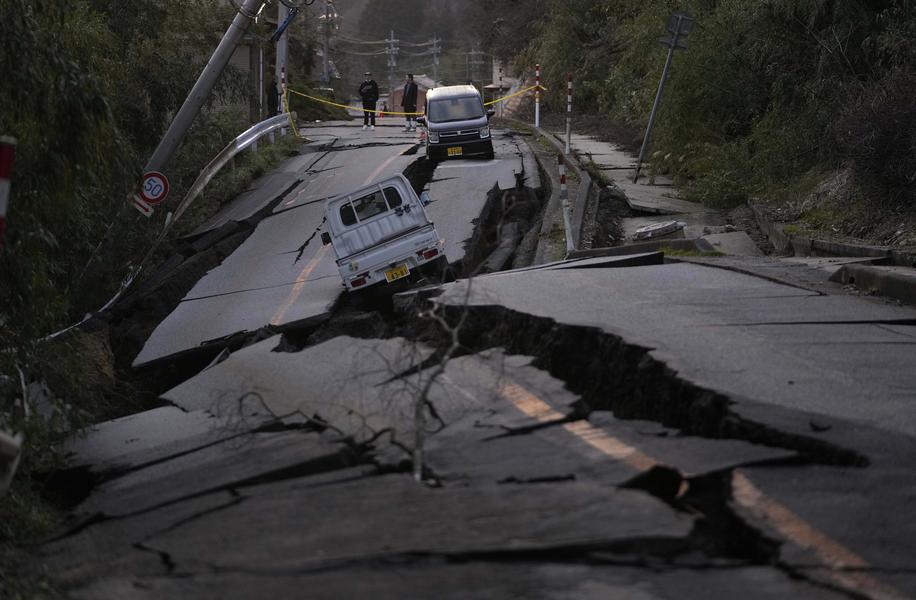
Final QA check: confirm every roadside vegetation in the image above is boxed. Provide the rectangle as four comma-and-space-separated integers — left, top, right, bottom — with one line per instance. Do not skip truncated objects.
0, 1, 321, 591
464, 0, 916, 246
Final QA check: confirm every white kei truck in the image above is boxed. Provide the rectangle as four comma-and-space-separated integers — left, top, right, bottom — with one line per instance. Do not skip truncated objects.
320, 174, 446, 292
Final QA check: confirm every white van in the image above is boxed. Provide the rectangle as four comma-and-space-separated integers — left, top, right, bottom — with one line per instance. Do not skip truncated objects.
321, 174, 445, 292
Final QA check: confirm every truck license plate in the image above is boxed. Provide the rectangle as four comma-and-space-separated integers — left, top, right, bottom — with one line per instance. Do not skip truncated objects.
384, 263, 410, 283
447, 146, 463, 157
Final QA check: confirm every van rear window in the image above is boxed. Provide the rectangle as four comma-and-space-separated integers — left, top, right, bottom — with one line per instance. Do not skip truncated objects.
428, 97, 484, 123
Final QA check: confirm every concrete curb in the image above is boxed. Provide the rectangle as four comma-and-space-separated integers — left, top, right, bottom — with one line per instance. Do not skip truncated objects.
829, 263, 916, 305
534, 127, 593, 251
519, 135, 563, 265
568, 238, 716, 260
749, 201, 916, 265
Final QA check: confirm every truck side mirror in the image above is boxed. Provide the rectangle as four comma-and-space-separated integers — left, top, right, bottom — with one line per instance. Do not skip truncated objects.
416, 116, 426, 126
486, 109, 496, 119
321, 232, 331, 245
419, 191, 432, 206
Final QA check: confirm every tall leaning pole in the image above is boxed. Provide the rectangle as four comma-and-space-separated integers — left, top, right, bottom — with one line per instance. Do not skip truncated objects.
135, 0, 265, 214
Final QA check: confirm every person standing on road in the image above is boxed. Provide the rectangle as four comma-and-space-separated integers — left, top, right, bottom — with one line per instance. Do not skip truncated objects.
401, 74, 418, 132
267, 74, 279, 117
358, 72, 379, 130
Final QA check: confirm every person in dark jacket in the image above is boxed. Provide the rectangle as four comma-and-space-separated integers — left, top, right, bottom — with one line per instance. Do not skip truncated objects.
358, 72, 379, 130
401, 74, 419, 132
267, 74, 279, 117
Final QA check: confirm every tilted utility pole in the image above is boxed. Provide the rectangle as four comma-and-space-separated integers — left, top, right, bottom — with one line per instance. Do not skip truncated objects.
140, 0, 265, 210
633, 11, 694, 183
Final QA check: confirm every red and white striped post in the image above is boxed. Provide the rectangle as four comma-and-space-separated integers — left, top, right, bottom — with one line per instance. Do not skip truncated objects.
280, 66, 288, 136
534, 63, 541, 128
0, 137, 16, 247
565, 73, 572, 155
558, 154, 574, 253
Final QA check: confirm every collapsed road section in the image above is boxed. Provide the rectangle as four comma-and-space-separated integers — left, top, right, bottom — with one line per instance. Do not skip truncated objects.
32, 122, 916, 599
120, 123, 542, 391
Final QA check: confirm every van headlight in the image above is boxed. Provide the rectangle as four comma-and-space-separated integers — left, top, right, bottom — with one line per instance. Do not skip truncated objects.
428, 131, 439, 143
479, 126, 491, 139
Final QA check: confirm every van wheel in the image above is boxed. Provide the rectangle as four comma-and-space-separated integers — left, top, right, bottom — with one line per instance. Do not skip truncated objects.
484, 142, 495, 160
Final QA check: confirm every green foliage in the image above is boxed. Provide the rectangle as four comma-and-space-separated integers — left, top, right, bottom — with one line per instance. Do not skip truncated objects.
466, 0, 916, 208
286, 84, 352, 122
0, 0, 315, 573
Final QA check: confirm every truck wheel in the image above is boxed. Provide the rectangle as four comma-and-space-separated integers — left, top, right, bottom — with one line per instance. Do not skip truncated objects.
437, 256, 456, 283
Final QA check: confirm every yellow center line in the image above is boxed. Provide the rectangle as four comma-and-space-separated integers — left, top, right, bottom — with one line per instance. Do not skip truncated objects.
270, 245, 329, 326
270, 153, 405, 325
732, 471, 904, 600
496, 378, 904, 600
499, 382, 657, 472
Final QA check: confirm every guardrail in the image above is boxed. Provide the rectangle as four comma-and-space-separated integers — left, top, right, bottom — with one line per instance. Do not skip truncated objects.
49, 112, 299, 341
169, 112, 296, 228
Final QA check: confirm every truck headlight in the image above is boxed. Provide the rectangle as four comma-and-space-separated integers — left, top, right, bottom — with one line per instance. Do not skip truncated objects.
428, 131, 439, 143
479, 126, 490, 139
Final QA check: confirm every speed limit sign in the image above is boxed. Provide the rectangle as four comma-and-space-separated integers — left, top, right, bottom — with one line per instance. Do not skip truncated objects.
140, 171, 170, 205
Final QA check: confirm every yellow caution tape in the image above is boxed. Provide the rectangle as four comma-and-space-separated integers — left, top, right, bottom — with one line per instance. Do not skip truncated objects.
287, 84, 549, 117
288, 88, 423, 116
282, 90, 302, 138
484, 84, 548, 106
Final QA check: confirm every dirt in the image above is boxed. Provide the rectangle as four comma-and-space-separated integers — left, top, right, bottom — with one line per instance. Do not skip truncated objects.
758, 167, 916, 254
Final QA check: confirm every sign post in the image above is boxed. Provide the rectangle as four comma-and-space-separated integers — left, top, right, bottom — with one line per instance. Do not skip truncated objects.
133, 171, 170, 217
0, 137, 16, 246
633, 11, 694, 183
534, 63, 541, 128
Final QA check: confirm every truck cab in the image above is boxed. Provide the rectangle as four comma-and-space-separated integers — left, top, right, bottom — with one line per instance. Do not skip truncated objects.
321, 174, 445, 292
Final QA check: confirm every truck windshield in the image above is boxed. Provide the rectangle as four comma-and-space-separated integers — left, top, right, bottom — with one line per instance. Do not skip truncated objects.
428, 96, 484, 123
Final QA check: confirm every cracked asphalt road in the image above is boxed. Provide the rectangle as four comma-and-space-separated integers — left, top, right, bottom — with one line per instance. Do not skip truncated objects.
42, 122, 916, 599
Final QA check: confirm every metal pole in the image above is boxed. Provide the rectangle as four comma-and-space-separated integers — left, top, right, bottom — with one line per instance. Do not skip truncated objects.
558, 154, 574, 253
322, 1, 330, 84
499, 68, 504, 118
143, 0, 263, 177
0, 137, 16, 246
535, 63, 541, 128
276, 3, 290, 107
388, 29, 396, 102
258, 44, 264, 120
432, 33, 439, 86
565, 73, 572, 155
634, 15, 682, 183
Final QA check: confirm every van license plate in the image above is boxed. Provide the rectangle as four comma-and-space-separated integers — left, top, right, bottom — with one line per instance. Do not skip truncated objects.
384, 264, 410, 283
447, 146, 463, 157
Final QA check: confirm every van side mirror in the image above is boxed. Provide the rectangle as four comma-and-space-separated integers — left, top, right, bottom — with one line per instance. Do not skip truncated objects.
416, 116, 426, 126
321, 232, 331, 245
419, 191, 432, 206
486, 109, 496, 119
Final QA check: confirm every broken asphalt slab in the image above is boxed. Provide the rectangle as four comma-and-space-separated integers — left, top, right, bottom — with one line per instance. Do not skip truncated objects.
421, 351, 794, 487
70, 559, 841, 600
161, 335, 433, 448
141, 474, 694, 571
419, 262, 916, 437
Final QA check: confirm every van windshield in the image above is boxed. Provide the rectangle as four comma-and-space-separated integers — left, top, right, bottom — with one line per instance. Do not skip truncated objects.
428, 96, 484, 123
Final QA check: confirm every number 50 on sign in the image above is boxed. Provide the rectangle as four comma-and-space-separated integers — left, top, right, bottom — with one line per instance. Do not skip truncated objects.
140, 171, 169, 205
